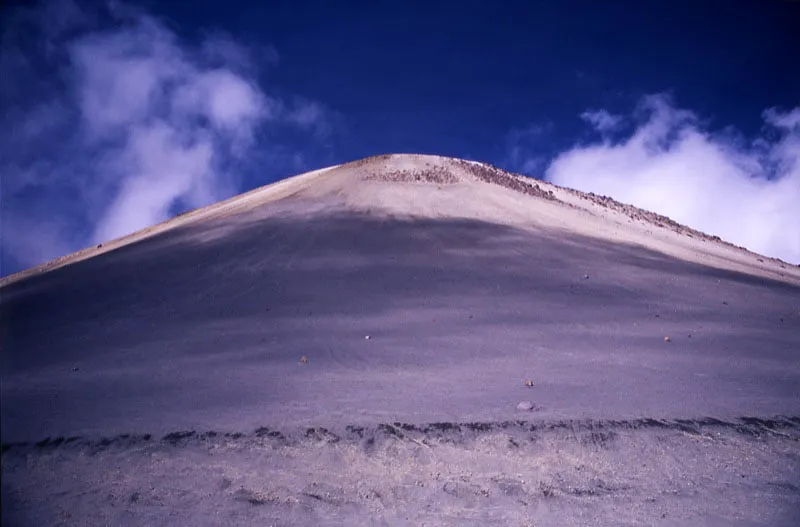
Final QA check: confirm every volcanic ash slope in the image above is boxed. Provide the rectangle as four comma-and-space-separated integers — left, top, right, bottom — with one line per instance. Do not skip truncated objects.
2, 154, 799, 526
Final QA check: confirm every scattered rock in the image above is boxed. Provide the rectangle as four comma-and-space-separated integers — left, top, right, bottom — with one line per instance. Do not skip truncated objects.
462, 161, 559, 201
517, 401, 535, 411
71, 367, 79, 372
524, 379, 534, 387
583, 274, 590, 280
364, 335, 371, 340
663, 336, 671, 343
299, 355, 308, 365
366, 167, 458, 184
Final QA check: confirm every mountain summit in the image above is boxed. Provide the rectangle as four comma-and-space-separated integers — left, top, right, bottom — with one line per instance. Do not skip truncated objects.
5, 153, 797, 287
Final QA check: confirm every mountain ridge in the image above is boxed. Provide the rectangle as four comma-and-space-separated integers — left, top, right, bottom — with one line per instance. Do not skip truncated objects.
3, 153, 798, 288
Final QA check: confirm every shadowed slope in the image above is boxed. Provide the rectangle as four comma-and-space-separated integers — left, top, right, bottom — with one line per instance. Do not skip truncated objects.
2, 202, 798, 442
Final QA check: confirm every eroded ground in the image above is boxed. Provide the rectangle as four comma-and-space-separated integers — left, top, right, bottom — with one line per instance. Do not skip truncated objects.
3, 417, 800, 526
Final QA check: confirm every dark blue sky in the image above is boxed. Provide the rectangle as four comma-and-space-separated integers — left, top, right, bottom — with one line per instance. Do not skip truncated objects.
148, 0, 799, 171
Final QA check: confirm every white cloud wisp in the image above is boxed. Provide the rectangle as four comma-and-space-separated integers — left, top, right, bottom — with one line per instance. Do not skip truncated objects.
1, 1, 332, 275
545, 95, 800, 264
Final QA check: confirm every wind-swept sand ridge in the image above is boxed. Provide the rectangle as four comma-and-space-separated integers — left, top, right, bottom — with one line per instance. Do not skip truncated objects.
2, 154, 799, 525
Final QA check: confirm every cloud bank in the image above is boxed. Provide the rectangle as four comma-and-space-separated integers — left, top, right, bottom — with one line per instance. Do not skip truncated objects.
1, 1, 332, 275
542, 95, 800, 264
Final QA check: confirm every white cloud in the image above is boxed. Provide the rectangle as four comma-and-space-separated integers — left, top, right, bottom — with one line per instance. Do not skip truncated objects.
93, 122, 217, 242
70, 21, 183, 135
580, 109, 623, 133
0, 1, 335, 274
173, 69, 271, 132
61, 11, 269, 244
765, 107, 800, 130
545, 95, 800, 264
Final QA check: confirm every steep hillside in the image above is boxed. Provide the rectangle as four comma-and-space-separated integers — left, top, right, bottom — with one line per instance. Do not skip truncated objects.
2, 154, 799, 526
4, 154, 798, 287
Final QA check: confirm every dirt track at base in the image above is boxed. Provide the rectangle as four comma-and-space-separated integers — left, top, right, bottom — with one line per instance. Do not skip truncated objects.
3, 417, 799, 526
2, 199, 800, 525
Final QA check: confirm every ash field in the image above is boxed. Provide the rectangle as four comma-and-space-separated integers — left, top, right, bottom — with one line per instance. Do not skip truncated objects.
2, 155, 799, 526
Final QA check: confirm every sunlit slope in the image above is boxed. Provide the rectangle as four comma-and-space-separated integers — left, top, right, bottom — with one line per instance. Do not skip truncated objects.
3, 154, 798, 288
